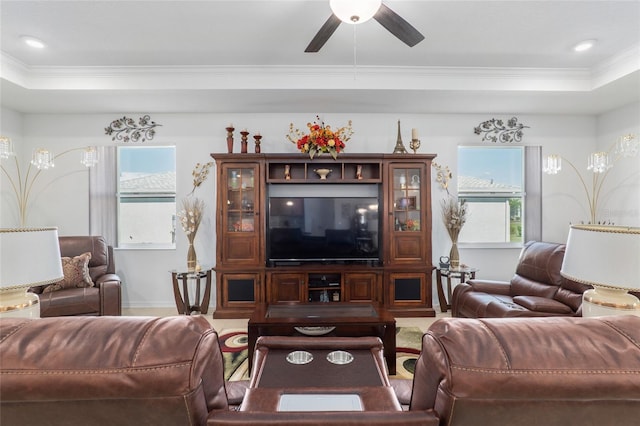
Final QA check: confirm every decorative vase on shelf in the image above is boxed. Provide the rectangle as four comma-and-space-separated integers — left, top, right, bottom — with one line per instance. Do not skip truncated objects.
187, 241, 197, 272
449, 241, 460, 268
314, 168, 332, 180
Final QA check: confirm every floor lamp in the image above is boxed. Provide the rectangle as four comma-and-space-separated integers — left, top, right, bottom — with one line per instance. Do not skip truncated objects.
0, 227, 63, 318
561, 224, 640, 317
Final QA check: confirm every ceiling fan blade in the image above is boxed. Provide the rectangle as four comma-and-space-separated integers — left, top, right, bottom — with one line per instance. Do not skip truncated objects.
374, 3, 425, 47
305, 14, 342, 52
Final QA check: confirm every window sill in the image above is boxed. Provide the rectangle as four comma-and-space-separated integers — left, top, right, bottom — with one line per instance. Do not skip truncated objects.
115, 244, 176, 250
458, 242, 524, 250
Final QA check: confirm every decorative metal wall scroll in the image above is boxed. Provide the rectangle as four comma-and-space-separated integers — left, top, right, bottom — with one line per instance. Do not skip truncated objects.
105, 115, 162, 142
474, 117, 529, 143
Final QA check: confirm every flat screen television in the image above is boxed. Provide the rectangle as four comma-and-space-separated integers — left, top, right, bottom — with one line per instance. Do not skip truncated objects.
267, 184, 381, 265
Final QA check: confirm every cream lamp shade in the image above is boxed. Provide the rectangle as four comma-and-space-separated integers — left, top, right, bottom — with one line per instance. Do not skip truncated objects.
561, 224, 640, 317
0, 227, 63, 318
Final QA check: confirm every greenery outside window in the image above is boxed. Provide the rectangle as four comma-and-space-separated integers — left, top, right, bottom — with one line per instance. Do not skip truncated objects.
117, 146, 176, 248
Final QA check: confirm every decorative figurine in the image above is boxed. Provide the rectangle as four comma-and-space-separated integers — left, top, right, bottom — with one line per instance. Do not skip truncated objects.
356, 164, 363, 180
393, 120, 408, 154
253, 133, 262, 153
240, 129, 249, 153
284, 164, 291, 180
225, 125, 235, 153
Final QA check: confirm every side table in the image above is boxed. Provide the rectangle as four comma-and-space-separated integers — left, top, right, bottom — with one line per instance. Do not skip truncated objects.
171, 269, 212, 315
435, 266, 478, 313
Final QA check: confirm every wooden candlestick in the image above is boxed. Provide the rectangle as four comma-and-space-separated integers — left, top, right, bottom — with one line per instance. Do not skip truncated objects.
240, 130, 249, 154
253, 134, 262, 153
225, 127, 235, 153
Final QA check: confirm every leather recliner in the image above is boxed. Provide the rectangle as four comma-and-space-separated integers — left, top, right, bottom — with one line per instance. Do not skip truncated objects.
29, 235, 122, 316
0, 315, 248, 426
408, 316, 640, 425
451, 240, 591, 318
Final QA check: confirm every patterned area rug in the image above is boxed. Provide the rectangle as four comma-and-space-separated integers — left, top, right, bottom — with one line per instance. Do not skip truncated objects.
218, 327, 423, 381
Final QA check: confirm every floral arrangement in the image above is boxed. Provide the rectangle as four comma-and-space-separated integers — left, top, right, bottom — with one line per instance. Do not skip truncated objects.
179, 160, 213, 271
405, 219, 420, 231
432, 162, 453, 194
188, 161, 213, 195
441, 196, 467, 243
287, 116, 353, 159
178, 197, 205, 243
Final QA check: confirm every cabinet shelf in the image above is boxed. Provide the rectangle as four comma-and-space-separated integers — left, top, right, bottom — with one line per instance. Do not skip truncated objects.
267, 160, 382, 183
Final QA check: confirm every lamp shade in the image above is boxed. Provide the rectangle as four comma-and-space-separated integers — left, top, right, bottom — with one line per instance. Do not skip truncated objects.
561, 225, 640, 291
0, 227, 63, 291
330, 0, 381, 24
562, 225, 640, 317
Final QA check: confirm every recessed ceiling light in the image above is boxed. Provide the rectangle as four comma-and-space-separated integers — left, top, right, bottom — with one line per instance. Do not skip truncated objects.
21, 35, 46, 49
573, 39, 596, 52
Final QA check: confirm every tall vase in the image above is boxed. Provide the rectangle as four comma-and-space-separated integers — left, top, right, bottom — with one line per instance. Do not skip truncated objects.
449, 241, 460, 269
187, 240, 197, 272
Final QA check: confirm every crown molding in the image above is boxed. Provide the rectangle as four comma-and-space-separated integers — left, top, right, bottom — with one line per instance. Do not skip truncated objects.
1, 53, 595, 93
591, 43, 640, 89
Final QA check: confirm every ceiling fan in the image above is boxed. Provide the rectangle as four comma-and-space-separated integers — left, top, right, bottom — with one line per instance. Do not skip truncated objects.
305, 0, 425, 53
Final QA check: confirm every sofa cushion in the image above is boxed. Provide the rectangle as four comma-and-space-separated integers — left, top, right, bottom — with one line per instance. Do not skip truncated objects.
59, 236, 110, 282
515, 241, 566, 286
39, 287, 101, 316
453, 286, 515, 318
510, 274, 559, 298
513, 295, 573, 314
43, 252, 94, 293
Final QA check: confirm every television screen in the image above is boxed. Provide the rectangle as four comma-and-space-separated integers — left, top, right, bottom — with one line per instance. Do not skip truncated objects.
267, 186, 380, 263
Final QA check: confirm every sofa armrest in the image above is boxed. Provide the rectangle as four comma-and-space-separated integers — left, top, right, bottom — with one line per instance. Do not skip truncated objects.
98, 280, 121, 316
389, 378, 413, 408
225, 380, 249, 407
95, 273, 121, 286
207, 410, 439, 425
467, 279, 512, 295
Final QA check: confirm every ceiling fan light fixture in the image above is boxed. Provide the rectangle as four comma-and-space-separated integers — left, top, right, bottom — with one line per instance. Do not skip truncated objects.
330, 0, 382, 24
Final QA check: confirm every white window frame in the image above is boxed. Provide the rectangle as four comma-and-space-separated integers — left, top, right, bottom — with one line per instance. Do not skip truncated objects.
116, 145, 177, 249
457, 145, 541, 249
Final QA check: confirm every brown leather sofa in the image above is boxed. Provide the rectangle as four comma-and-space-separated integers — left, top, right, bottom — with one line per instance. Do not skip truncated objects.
29, 235, 122, 316
0, 315, 248, 426
451, 240, 591, 318
405, 316, 640, 426
3, 315, 640, 425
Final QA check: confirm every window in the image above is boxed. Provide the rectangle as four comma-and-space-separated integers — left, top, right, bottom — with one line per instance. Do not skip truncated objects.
457, 146, 541, 246
117, 146, 176, 248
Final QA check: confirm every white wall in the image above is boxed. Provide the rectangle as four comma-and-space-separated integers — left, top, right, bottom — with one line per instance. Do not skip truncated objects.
596, 102, 640, 227
2, 108, 637, 309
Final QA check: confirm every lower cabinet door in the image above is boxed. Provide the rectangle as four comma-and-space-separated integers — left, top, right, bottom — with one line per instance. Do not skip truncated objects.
344, 272, 379, 303
268, 273, 305, 303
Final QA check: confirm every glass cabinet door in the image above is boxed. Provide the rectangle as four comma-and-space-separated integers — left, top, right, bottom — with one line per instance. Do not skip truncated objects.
392, 167, 421, 232
226, 167, 256, 233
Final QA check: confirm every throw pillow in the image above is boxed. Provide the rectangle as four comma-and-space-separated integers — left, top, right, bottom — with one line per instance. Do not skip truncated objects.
43, 252, 94, 293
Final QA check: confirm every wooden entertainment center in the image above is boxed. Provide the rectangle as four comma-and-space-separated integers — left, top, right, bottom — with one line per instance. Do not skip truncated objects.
211, 153, 436, 318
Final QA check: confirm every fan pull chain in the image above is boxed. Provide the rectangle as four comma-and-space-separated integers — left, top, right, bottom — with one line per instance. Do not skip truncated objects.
353, 24, 357, 80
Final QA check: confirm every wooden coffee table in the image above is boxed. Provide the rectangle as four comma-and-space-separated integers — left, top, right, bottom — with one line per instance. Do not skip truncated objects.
247, 303, 396, 375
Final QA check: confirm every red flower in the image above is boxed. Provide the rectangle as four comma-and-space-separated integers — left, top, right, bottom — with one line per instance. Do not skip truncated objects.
287, 116, 353, 160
